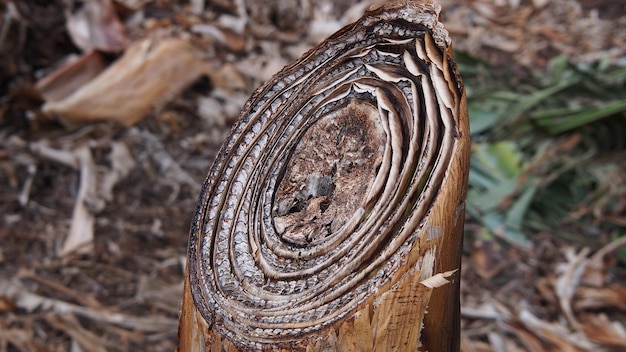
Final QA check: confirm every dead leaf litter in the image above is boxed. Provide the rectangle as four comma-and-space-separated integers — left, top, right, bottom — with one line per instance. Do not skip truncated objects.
1, 0, 625, 350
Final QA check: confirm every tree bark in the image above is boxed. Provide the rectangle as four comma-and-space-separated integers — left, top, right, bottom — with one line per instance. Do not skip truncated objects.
179, 0, 470, 350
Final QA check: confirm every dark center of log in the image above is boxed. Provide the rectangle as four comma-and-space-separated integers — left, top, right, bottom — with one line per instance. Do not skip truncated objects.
273, 100, 385, 247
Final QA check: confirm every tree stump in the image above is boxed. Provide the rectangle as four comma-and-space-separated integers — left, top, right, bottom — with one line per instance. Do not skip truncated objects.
178, 0, 470, 350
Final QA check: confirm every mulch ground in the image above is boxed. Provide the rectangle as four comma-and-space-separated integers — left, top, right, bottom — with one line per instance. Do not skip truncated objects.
1, 0, 625, 350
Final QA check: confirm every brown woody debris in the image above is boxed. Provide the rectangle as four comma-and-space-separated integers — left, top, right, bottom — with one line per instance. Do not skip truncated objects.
41, 37, 209, 126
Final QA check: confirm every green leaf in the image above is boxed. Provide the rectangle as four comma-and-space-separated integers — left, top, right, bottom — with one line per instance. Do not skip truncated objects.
505, 186, 537, 230
468, 102, 501, 134
533, 100, 626, 134
473, 142, 523, 179
482, 212, 530, 247
502, 80, 577, 122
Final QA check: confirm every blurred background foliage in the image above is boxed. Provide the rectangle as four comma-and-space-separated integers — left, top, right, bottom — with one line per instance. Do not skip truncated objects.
459, 52, 626, 259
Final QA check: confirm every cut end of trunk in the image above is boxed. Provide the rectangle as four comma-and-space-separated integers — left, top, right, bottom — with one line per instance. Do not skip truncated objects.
179, 0, 469, 350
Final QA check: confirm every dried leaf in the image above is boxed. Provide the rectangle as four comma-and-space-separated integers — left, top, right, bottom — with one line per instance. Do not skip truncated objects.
99, 142, 135, 202
36, 51, 107, 102
45, 314, 108, 352
66, 0, 130, 52
208, 63, 247, 91
470, 234, 507, 280
574, 284, 626, 311
582, 314, 626, 348
62, 146, 96, 257
113, 0, 154, 11
0, 328, 42, 351
191, 24, 247, 53
30, 141, 80, 168
505, 318, 559, 352
128, 129, 201, 198
555, 247, 590, 330
585, 236, 626, 286
517, 309, 596, 351
42, 37, 209, 126
17, 163, 36, 206
18, 268, 102, 309
30, 141, 136, 257
135, 275, 183, 314
235, 42, 288, 82
0, 295, 17, 313
0, 277, 177, 332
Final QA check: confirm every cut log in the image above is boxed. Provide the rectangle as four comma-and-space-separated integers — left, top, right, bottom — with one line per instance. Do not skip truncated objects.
179, 0, 470, 350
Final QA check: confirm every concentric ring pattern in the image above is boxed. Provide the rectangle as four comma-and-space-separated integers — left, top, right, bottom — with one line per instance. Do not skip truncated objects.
188, 1, 465, 348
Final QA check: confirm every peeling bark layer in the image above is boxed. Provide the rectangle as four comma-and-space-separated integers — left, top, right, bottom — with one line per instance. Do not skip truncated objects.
179, 1, 470, 350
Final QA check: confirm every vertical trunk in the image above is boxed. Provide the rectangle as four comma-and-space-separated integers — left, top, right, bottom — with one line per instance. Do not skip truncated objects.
179, 1, 470, 351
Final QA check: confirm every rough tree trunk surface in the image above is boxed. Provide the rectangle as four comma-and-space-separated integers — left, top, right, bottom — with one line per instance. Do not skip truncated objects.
179, 0, 470, 351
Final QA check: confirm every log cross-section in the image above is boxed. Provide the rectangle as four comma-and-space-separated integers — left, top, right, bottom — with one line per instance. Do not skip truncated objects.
179, 0, 470, 351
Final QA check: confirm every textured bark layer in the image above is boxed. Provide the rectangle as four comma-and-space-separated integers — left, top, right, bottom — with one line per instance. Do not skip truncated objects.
179, 0, 470, 350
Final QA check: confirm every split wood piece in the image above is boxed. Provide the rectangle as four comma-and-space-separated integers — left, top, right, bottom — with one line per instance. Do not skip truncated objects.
179, 0, 470, 351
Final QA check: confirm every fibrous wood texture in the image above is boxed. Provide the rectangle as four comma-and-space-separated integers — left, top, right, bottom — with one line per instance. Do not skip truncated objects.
179, 0, 470, 351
